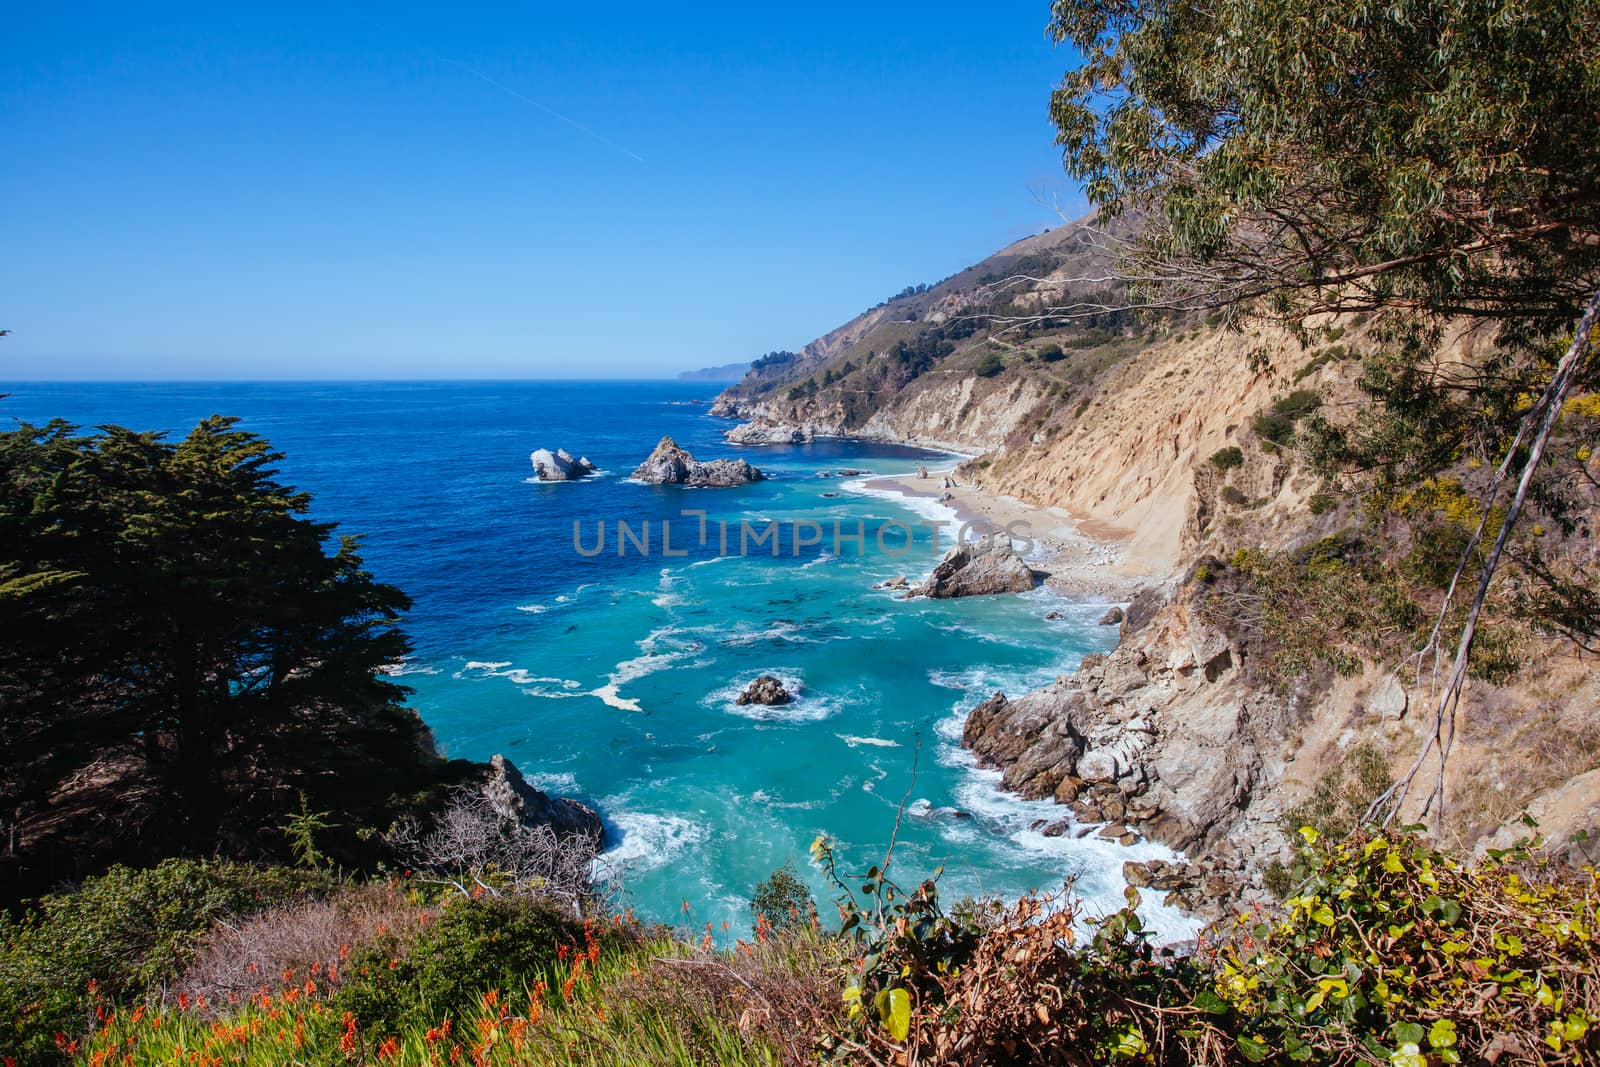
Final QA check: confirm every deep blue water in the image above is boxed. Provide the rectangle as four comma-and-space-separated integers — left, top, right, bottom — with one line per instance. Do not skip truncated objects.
1, 381, 1196, 938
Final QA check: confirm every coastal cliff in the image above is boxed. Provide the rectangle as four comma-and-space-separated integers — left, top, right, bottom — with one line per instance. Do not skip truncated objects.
709, 220, 1600, 908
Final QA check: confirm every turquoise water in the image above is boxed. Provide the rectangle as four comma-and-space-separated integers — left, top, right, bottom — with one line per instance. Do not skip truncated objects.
1, 381, 1196, 939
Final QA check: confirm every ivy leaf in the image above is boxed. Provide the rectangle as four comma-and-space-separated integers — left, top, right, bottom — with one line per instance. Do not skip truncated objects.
1237, 1034, 1271, 1061
875, 987, 912, 1042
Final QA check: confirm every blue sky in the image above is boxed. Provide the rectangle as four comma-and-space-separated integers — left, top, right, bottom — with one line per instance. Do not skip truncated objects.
1, 2, 1087, 379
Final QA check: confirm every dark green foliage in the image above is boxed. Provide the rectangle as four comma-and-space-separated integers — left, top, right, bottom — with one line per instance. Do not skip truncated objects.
809, 836, 977, 1044
750, 864, 815, 933
0, 416, 462, 902
971, 353, 1004, 379
1209, 446, 1244, 472
1253, 390, 1322, 447
1049, 0, 1600, 331
1292, 344, 1356, 383
1036, 343, 1066, 363
1220, 485, 1248, 506
332, 897, 590, 1034
749, 350, 796, 371
0, 859, 324, 1063
1208, 540, 1425, 681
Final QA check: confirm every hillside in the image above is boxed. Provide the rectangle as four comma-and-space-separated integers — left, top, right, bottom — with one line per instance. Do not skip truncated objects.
710, 220, 1600, 908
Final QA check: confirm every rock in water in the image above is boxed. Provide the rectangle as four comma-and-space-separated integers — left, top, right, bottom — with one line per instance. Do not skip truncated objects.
632, 435, 766, 487
724, 421, 814, 445
914, 536, 1039, 598
530, 447, 597, 481
481, 754, 603, 845
1099, 605, 1125, 625
735, 674, 792, 706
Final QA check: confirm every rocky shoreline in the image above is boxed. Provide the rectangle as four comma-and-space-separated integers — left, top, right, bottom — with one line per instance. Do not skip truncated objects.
716, 412, 1280, 917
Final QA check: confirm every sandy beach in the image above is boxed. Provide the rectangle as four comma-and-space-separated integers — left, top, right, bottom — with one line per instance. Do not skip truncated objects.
860, 469, 1156, 601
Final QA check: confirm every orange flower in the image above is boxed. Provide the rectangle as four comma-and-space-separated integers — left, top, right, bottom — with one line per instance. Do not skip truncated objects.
377, 1036, 401, 1059
340, 1012, 359, 1055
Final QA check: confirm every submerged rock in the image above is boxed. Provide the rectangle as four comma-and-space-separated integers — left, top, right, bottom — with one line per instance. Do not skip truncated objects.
914, 536, 1039, 598
735, 674, 792, 706
481, 754, 602, 844
632, 436, 766, 487
530, 447, 597, 481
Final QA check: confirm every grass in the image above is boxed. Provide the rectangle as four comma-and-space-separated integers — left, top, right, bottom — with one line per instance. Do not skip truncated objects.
70, 922, 843, 1066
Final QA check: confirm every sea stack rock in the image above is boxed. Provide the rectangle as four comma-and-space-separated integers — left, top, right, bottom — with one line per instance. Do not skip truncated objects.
632, 435, 766, 487
914, 536, 1039, 598
480, 754, 603, 845
530, 448, 597, 481
735, 674, 792, 706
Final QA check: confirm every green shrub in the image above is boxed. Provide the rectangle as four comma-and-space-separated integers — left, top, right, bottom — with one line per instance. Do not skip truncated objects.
1322, 325, 1345, 341
331, 897, 592, 1034
1220, 485, 1248, 506
1254, 389, 1323, 447
1209, 446, 1245, 472
971, 353, 1005, 378
750, 864, 816, 933
1036, 344, 1066, 363
1253, 411, 1296, 447
0, 859, 322, 1063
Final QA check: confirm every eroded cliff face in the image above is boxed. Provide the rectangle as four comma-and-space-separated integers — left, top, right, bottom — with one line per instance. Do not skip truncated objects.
709, 230, 1599, 903
712, 372, 1056, 455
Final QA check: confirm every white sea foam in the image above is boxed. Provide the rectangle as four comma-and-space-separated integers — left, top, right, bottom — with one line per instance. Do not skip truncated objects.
703, 670, 840, 723
838, 734, 901, 748
590, 626, 703, 713
380, 658, 441, 677
595, 811, 708, 876
457, 660, 586, 696
927, 664, 1057, 696
516, 603, 551, 614
715, 620, 813, 646
843, 479, 963, 547
528, 771, 580, 793
947, 766, 1202, 943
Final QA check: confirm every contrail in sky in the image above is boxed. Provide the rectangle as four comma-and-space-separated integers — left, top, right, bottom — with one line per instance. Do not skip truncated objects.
446, 60, 646, 164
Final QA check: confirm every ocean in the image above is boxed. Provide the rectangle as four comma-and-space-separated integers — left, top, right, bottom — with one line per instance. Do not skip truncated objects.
1, 380, 1197, 939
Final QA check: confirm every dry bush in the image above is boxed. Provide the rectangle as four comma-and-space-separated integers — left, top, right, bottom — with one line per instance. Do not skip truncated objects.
176, 881, 429, 1009
389, 791, 601, 915
605, 932, 846, 1067
1450, 693, 1600, 844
